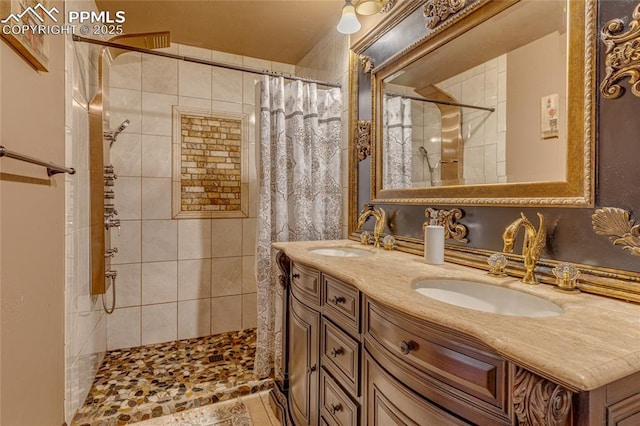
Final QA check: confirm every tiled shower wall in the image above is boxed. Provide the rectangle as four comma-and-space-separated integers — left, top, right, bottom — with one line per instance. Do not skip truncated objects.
64, 0, 106, 422
436, 55, 507, 185
106, 44, 297, 350
295, 30, 350, 238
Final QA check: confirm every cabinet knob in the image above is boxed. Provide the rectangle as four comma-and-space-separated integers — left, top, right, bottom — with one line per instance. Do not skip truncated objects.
330, 347, 343, 358
292, 273, 300, 279
307, 364, 316, 374
329, 403, 342, 414
331, 295, 346, 305
400, 340, 416, 355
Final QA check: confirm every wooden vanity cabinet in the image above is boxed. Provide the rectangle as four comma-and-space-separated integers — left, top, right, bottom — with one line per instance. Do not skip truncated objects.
274, 252, 640, 426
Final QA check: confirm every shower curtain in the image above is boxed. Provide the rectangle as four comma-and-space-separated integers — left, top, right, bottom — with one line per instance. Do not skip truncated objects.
383, 94, 413, 189
255, 76, 342, 380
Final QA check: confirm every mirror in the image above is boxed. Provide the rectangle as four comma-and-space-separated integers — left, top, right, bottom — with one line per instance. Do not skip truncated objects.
371, 0, 594, 206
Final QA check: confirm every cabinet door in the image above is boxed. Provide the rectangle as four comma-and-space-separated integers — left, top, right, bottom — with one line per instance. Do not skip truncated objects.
290, 294, 320, 426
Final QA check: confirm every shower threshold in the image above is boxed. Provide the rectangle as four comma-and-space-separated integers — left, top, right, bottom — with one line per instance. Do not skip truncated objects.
71, 328, 273, 426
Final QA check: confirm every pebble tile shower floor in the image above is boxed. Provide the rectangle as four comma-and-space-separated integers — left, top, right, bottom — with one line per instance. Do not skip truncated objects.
71, 328, 273, 425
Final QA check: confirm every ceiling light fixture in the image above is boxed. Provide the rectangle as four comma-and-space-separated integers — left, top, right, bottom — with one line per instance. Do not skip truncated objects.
337, 0, 361, 34
336, 0, 393, 35
355, 0, 383, 15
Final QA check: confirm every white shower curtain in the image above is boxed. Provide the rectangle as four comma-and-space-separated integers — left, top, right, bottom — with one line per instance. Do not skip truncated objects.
255, 76, 342, 379
383, 94, 413, 189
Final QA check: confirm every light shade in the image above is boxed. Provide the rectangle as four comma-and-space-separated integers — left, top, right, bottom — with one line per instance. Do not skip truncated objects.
337, 0, 361, 34
356, 0, 383, 15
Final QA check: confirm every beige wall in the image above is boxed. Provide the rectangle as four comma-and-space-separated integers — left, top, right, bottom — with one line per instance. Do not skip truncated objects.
506, 31, 567, 183
0, 1, 66, 423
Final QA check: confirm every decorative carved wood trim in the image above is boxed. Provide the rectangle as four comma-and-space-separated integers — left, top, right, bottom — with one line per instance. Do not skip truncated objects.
380, 0, 397, 14
592, 207, 640, 256
359, 55, 375, 73
276, 251, 291, 289
356, 120, 372, 161
600, 3, 640, 99
513, 367, 572, 426
269, 385, 293, 426
348, 51, 360, 236
424, 207, 469, 243
423, 0, 467, 30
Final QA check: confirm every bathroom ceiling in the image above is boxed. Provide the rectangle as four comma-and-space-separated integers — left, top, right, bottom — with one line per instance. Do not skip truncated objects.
94, 0, 345, 65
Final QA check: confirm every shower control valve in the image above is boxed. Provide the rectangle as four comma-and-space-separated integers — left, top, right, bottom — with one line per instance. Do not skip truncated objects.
105, 248, 118, 258
104, 172, 118, 180
104, 204, 117, 216
105, 217, 121, 235
104, 165, 115, 174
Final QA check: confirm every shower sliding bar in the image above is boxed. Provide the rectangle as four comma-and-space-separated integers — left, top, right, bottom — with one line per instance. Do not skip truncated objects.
0, 145, 75, 176
72, 35, 342, 89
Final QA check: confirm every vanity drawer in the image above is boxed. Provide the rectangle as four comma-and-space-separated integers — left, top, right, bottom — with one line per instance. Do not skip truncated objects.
320, 369, 359, 426
291, 262, 321, 308
323, 275, 360, 336
363, 351, 470, 426
321, 318, 360, 396
364, 297, 511, 423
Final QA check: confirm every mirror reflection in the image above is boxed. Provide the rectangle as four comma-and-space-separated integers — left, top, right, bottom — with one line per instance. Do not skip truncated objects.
381, 0, 568, 190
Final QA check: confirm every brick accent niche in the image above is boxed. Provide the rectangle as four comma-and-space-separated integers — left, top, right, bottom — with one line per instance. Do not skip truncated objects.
172, 107, 249, 218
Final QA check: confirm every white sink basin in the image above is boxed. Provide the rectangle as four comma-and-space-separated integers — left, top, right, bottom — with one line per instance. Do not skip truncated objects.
413, 279, 563, 317
308, 247, 374, 258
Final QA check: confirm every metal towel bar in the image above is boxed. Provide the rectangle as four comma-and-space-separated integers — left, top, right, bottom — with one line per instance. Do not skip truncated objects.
0, 145, 75, 176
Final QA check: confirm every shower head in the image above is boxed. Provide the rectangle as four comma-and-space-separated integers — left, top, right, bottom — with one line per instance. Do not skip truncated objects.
418, 146, 428, 157
104, 119, 130, 146
115, 119, 130, 134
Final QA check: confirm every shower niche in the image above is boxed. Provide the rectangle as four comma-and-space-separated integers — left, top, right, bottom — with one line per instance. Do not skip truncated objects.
171, 106, 249, 219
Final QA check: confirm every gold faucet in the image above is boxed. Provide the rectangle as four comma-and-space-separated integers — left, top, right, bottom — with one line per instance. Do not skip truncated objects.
502, 212, 546, 285
357, 205, 386, 248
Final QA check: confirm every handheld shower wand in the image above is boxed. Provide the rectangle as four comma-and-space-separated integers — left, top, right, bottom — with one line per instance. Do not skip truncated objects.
418, 146, 435, 172
418, 146, 436, 186
104, 119, 130, 146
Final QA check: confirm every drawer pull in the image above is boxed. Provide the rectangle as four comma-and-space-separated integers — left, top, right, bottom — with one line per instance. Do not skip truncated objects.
292, 273, 300, 279
307, 364, 317, 374
330, 347, 343, 358
329, 403, 343, 414
400, 340, 417, 355
331, 295, 346, 305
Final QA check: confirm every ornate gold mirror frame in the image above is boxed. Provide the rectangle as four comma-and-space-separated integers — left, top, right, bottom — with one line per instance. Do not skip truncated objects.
365, 0, 596, 207
346, 1, 640, 304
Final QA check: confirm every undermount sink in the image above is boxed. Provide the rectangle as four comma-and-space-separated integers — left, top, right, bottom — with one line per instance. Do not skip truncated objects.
308, 246, 374, 258
413, 279, 564, 317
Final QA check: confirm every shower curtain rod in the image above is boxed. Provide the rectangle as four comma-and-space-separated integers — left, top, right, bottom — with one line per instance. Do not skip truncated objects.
72, 35, 342, 89
387, 92, 495, 112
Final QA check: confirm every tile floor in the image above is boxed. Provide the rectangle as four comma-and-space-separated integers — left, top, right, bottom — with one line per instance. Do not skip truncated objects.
71, 328, 273, 425
135, 391, 280, 426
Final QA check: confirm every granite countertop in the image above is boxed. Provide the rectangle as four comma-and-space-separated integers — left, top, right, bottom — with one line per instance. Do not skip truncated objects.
273, 239, 640, 392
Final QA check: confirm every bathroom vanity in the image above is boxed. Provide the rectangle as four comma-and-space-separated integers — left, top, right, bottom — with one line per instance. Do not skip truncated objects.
270, 241, 640, 426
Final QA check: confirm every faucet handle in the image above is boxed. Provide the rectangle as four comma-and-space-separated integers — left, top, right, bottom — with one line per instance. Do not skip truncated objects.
552, 263, 581, 293
381, 234, 396, 251
360, 230, 372, 245
487, 253, 508, 277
